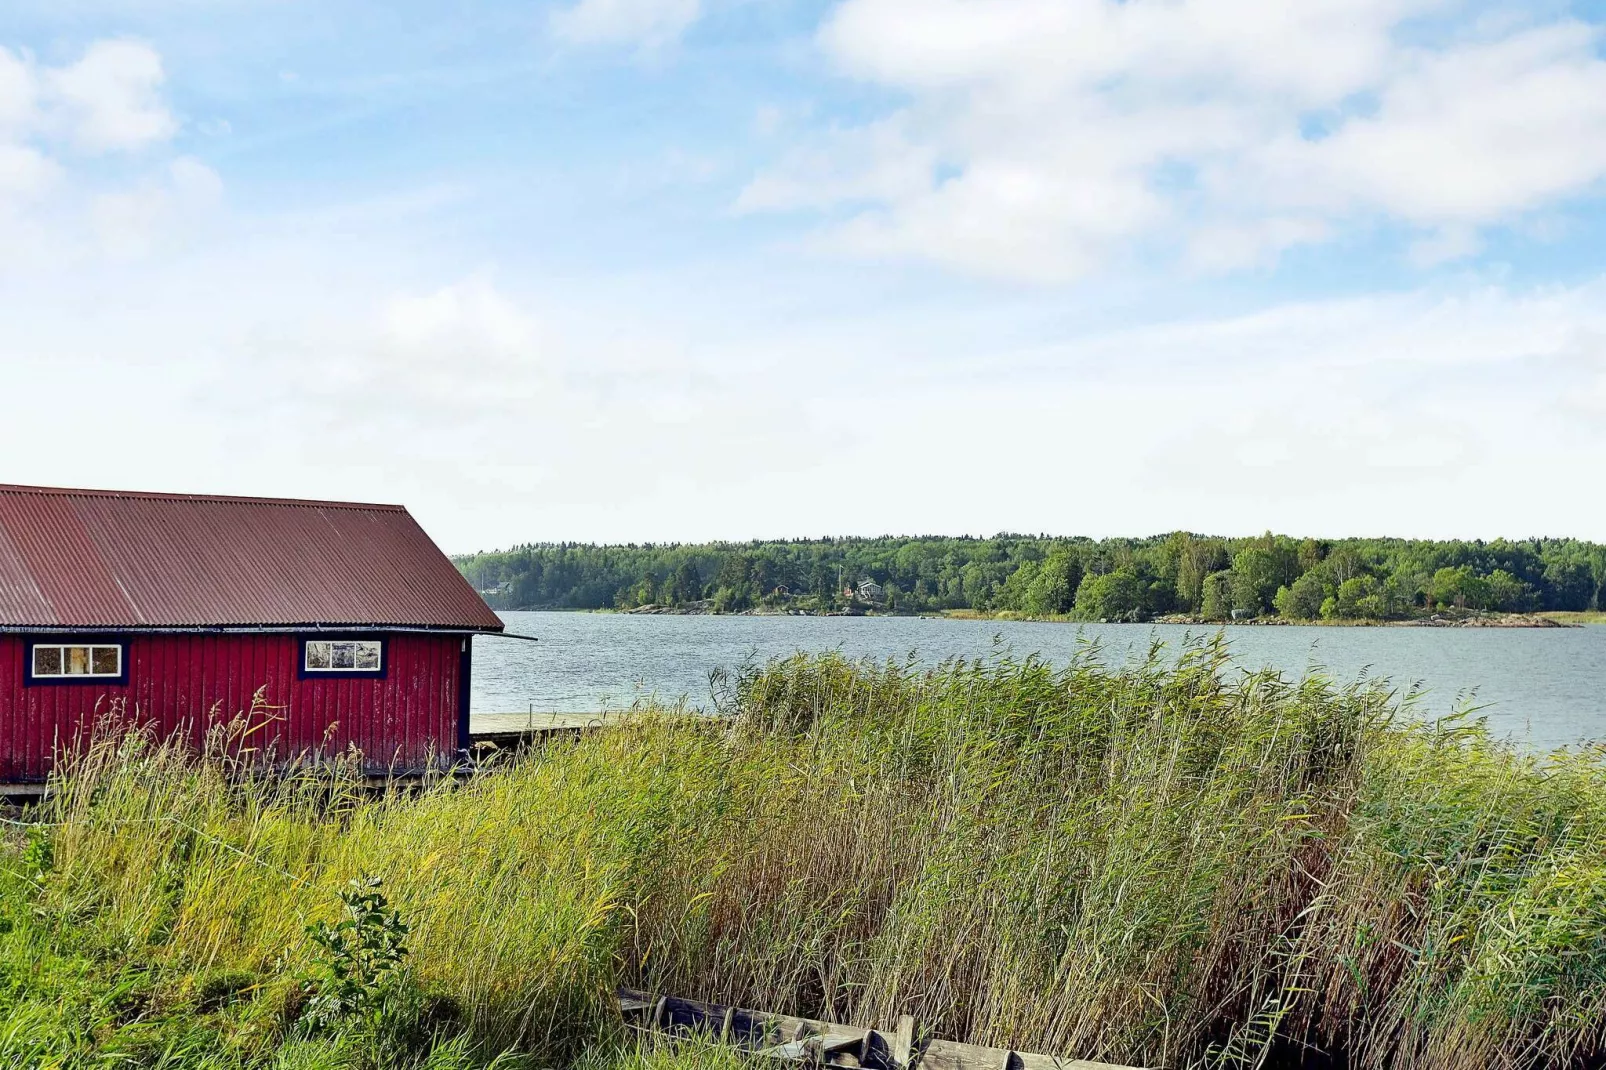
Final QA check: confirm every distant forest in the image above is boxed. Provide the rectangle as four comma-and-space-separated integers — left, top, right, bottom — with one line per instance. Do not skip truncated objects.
453, 533, 1606, 622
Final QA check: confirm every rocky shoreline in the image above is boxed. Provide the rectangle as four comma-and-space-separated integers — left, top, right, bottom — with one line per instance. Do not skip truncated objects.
617, 604, 1580, 627
623, 601, 861, 617
1148, 612, 1575, 628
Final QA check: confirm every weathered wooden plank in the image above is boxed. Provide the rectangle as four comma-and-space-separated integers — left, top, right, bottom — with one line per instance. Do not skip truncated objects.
919, 1039, 1009, 1070
757, 1040, 816, 1062
923, 1040, 1132, 1070
818, 1034, 868, 1055
757, 1033, 864, 1061
893, 1015, 915, 1069
1015, 1055, 1132, 1070
616, 989, 1141, 1070
470, 711, 627, 736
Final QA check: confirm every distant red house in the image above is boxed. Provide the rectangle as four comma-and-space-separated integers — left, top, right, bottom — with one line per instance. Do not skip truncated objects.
0, 484, 504, 783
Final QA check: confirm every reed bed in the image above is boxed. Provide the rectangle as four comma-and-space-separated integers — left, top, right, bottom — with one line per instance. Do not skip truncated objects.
1, 635, 1603, 1069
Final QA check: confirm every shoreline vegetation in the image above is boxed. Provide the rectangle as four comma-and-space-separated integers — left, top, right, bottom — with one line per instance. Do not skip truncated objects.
456, 532, 1606, 627
5, 642, 1606, 1068
611, 603, 1580, 627
949, 608, 1583, 628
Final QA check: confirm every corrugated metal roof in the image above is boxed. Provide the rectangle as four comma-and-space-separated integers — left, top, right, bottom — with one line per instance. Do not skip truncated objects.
0, 484, 504, 632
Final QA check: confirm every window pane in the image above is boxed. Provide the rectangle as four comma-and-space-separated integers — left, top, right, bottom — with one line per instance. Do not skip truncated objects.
66, 647, 90, 675
305, 639, 382, 672
92, 647, 120, 675
33, 646, 62, 676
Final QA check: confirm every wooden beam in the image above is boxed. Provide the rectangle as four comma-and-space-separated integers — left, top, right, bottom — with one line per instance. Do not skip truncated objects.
893, 1015, 915, 1069
615, 989, 1140, 1070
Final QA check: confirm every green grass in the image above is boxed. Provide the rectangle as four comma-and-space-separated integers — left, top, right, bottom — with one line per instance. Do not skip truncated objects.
1540, 610, 1606, 625
3, 636, 1605, 1068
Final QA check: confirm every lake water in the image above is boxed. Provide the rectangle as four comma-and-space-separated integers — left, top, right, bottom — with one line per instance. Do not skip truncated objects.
470, 612, 1606, 750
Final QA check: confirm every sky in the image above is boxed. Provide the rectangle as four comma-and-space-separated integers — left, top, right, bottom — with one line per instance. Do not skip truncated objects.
2, 0, 1606, 553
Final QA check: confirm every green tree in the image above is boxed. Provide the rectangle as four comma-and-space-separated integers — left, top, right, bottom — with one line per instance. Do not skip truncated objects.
1200, 570, 1234, 621
454, 531, 1606, 619
1230, 548, 1280, 616
1542, 560, 1594, 611
1431, 566, 1490, 610
667, 561, 703, 604
1297, 538, 1326, 572
1230, 572, 1264, 617
994, 560, 1040, 613
1174, 536, 1226, 613
615, 575, 658, 609
1073, 569, 1146, 622
1334, 576, 1380, 618
1274, 572, 1326, 620
715, 554, 754, 595
1486, 569, 1537, 612
1025, 546, 1083, 616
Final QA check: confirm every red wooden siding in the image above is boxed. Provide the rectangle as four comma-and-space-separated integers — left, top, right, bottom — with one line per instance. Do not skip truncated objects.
0, 632, 466, 782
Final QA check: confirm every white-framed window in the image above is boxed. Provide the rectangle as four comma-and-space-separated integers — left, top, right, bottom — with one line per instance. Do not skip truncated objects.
304, 639, 383, 673
31, 643, 123, 679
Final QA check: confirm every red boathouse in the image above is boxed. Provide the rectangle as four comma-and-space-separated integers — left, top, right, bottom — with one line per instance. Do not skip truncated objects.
0, 483, 505, 783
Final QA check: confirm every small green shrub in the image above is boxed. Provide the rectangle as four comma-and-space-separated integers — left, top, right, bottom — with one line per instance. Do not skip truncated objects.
21, 825, 53, 882
299, 877, 411, 1033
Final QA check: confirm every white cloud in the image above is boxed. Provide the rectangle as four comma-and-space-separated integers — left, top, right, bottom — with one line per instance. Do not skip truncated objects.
790, 278, 1606, 541
1236, 23, 1606, 222
45, 39, 177, 152
373, 277, 554, 411
551, 0, 703, 48
0, 143, 57, 200
91, 155, 222, 256
743, 0, 1606, 280
1406, 226, 1482, 268
7, 217, 1605, 549
736, 117, 938, 212
6, 13, 1606, 554
172, 269, 826, 531
0, 39, 206, 267
0, 47, 36, 132
1184, 217, 1332, 273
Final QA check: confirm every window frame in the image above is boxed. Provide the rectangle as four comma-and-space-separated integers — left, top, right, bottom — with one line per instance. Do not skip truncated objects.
298, 635, 388, 681
24, 636, 130, 687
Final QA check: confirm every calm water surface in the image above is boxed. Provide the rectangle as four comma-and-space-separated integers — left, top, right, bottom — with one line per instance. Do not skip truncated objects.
471, 612, 1606, 750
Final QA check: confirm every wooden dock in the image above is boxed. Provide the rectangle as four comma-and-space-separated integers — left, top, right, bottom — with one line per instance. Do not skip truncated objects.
618, 989, 1140, 1070
468, 711, 633, 751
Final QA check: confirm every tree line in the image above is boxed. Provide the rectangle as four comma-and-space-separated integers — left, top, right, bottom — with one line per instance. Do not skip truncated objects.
453, 533, 1606, 621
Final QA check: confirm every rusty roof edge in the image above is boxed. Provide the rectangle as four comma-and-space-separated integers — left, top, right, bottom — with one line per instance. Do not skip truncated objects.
0, 485, 502, 630
397, 507, 506, 625
0, 483, 408, 512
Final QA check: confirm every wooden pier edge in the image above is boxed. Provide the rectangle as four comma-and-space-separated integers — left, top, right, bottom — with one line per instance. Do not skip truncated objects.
617, 989, 1143, 1070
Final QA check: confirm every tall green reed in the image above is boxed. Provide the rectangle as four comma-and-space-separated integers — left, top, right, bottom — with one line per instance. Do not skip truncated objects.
7, 634, 1604, 1069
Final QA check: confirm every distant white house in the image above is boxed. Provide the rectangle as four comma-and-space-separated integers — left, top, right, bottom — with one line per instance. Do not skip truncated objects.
856, 579, 885, 603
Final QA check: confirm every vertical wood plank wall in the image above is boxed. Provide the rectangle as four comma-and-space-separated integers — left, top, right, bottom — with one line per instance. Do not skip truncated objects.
0, 632, 466, 781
